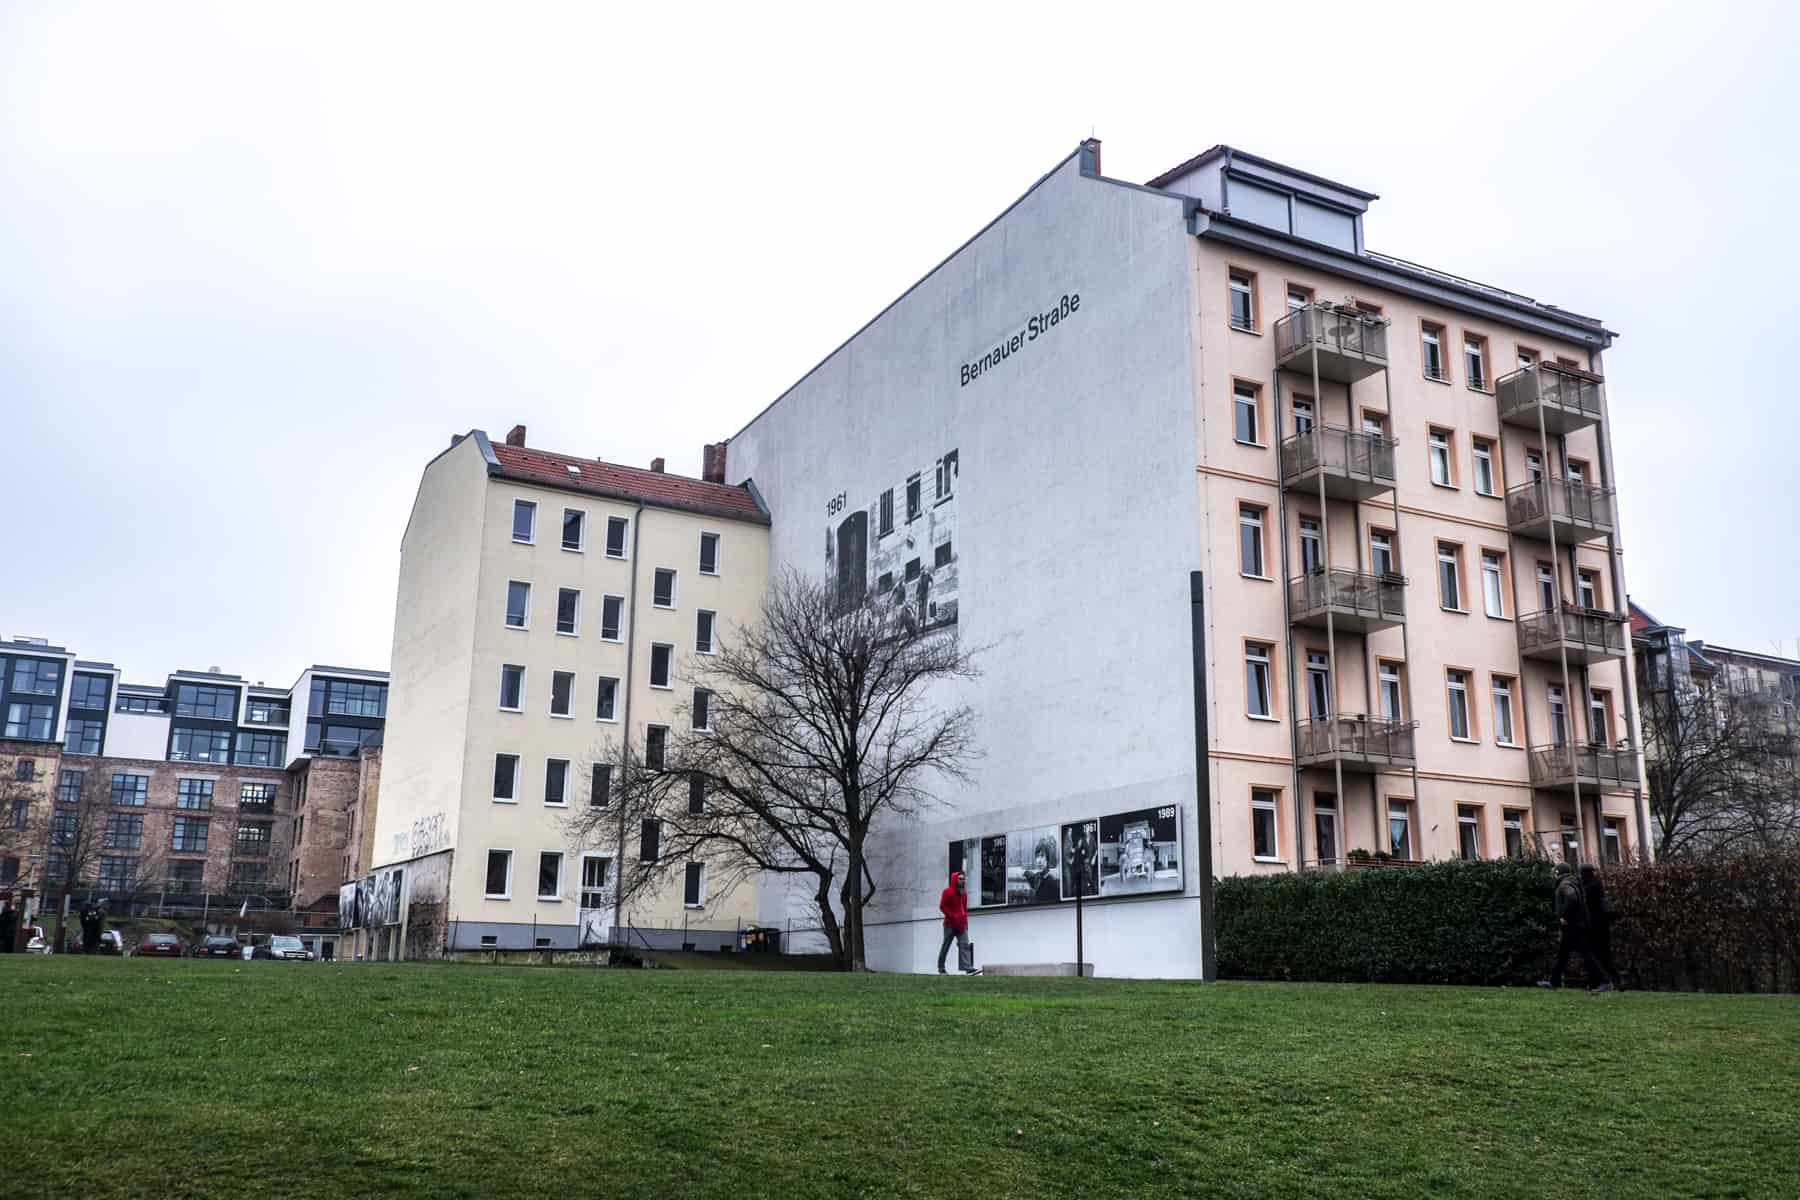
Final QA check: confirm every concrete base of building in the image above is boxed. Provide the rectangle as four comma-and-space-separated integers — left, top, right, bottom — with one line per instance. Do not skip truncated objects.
980, 962, 1095, 977
444, 947, 617, 967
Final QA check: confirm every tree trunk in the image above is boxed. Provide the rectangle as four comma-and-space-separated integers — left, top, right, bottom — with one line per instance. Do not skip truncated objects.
812, 876, 848, 970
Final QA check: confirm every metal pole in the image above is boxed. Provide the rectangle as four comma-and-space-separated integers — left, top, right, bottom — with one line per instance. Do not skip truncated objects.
1535, 376, 1586, 860
1273, 361, 1306, 866
1310, 335, 1344, 866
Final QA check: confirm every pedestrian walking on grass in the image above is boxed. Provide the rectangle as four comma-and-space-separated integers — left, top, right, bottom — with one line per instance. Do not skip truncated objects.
937, 870, 980, 975
1538, 862, 1613, 993
1579, 864, 1622, 988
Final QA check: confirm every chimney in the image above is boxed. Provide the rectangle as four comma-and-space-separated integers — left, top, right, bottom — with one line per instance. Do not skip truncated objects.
649, 457, 665, 473
450, 433, 465, 449
701, 441, 727, 484
505, 424, 527, 447
1080, 137, 1102, 176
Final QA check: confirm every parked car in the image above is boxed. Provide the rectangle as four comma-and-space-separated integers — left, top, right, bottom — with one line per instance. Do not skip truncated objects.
23, 924, 47, 954
194, 935, 240, 959
97, 929, 126, 956
135, 932, 185, 958
266, 935, 313, 962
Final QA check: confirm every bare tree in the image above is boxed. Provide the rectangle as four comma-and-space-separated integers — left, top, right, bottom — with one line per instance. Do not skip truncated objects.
0, 763, 53, 951
564, 569, 982, 970
39, 766, 117, 951
1644, 677, 1800, 857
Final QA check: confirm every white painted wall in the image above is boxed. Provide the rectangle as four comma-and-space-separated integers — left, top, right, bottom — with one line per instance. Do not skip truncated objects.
727, 154, 1207, 977
104, 711, 170, 761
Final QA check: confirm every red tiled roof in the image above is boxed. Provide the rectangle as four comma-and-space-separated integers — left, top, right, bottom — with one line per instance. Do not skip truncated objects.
488, 442, 767, 525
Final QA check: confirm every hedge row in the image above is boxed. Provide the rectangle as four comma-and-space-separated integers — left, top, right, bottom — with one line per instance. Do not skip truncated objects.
1215, 850, 1800, 992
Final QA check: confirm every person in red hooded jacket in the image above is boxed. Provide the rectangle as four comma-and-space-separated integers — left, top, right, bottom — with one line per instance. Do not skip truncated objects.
937, 870, 979, 975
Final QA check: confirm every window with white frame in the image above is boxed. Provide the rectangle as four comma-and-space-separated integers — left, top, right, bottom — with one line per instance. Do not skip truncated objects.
1457, 805, 1481, 860
1233, 383, 1260, 445
1602, 818, 1623, 865
1492, 676, 1516, 745
562, 508, 585, 552
1421, 323, 1446, 380
1481, 551, 1506, 618
505, 581, 530, 629
1298, 516, 1323, 575
595, 676, 619, 722
1560, 814, 1581, 864
1566, 459, 1587, 485
1577, 569, 1600, 611
1388, 799, 1413, 859
683, 861, 706, 907
499, 664, 525, 711
545, 758, 569, 806
1428, 429, 1453, 486
485, 849, 512, 898
1503, 809, 1526, 857
1548, 685, 1569, 746
556, 588, 580, 636
1472, 438, 1497, 496
1287, 286, 1311, 313
493, 754, 519, 802
1361, 411, 1386, 438
1251, 788, 1279, 860
1437, 542, 1463, 610
605, 515, 629, 558
1379, 662, 1403, 722
590, 763, 611, 808
1536, 563, 1557, 612
512, 500, 536, 544
1229, 271, 1256, 330
1305, 651, 1331, 721
1518, 347, 1539, 369
1238, 505, 1266, 577
935, 451, 957, 502
1588, 690, 1611, 745
695, 610, 717, 654
538, 851, 563, 899
639, 818, 661, 863
1292, 396, 1314, 437
649, 643, 673, 689
653, 569, 676, 609
1245, 643, 1274, 718
580, 855, 611, 906
687, 774, 706, 815
699, 532, 720, 576
691, 688, 712, 732
906, 475, 922, 522
1447, 670, 1472, 739
1313, 794, 1339, 865
1526, 448, 1545, 483
1464, 335, 1487, 390
601, 595, 624, 642
1370, 529, 1395, 577
645, 725, 668, 771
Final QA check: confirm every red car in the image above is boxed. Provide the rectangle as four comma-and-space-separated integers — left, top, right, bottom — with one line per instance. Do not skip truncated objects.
136, 932, 185, 958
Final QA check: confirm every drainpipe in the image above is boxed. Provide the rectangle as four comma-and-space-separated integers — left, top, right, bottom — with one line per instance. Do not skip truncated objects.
612, 500, 648, 935
1589, 345, 1646, 859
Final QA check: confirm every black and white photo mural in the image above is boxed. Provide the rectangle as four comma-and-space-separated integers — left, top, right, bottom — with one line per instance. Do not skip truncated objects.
948, 806, 1182, 911
826, 449, 959, 628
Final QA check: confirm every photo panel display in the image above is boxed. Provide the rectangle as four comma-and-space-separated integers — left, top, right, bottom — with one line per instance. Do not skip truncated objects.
979, 835, 1009, 908
947, 806, 1183, 911
1005, 826, 1061, 906
1060, 819, 1100, 899
1097, 806, 1182, 898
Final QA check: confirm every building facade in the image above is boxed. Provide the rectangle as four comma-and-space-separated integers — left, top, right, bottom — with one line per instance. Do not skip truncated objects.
369, 426, 771, 956
0, 634, 385, 954
721, 141, 1646, 977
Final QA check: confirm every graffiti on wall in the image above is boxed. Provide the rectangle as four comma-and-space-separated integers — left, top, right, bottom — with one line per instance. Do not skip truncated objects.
825, 449, 959, 629
410, 812, 449, 858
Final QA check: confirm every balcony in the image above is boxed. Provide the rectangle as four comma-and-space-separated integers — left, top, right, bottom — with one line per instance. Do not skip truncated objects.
1288, 569, 1406, 634
1274, 303, 1389, 383
1496, 362, 1604, 434
1280, 425, 1397, 501
1505, 477, 1615, 544
1516, 607, 1627, 665
1295, 715, 1417, 773
1528, 742, 1641, 791
245, 706, 291, 727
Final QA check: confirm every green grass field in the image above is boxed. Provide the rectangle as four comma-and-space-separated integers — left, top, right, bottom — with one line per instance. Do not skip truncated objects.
2, 958, 1794, 1199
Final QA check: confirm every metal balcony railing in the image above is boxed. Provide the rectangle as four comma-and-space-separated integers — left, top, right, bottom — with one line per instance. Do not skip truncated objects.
1280, 425, 1397, 498
1505, 477, 1616, 542
1288, 568, 1406, 632
1274, 303, 1389, 382
245, 707, 291, 726
1528, 742, 1641, 790
1296, 715, 1417, 771
1496, 362, 1605, 433
1516, 607, 1627, 664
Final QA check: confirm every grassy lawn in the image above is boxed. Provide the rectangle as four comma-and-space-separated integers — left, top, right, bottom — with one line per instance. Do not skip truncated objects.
1, 959, 1794, 1199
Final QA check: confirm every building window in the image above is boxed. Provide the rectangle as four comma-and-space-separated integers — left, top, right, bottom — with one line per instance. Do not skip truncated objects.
1481, 551, 1506, 618
499, 665, 525, 711
1421, 322, 1446, 381
174, 684, 238, 719
935, 451, 958, 502
244, 696, 288, 725
11, 658, 62, 695
1298, 516, 1323, 576
1243, 788, 1278, 860
545, 759, 569, 806
62, 719, 102, 755
234, 732, 283, 767
1548, 685, 1569, 746
699, 532, 720, 576
1602, 819, 1623, 865
56, 769, 84, 804
686, 774, 708, 815
1233, 382, 1260, 445
164, 860, 202, 894
5, 703, 54, 740
538, 852, 563, 900
906, 475, 923, 523
556, 588, 580, 635
1369, 529, 1395, 577
1245, 643, 1274, 719
1378, 662, 1404, 722
934, 540, 953, 570
691, 689, 712, 733
1525, 448, 1545, 483
1428, 429, 1454, 487
562, 508, 585, 552
1536, 563, 1558, 612
0, 858, 16, 884
1588, 690, 1611, 746
104, 813, 144, 852
695, 610, 717, 655
580, 855, 611, 907
590, 763, 611, 808
1287, 285, 1313, 312
1361, 411, 1387, 439
653, 569, 676, 609
1437, 542, 1463, 611
1291, 396, 1314, 437
1305, 651, 1332, 721
601, 595, 624, 642
171, 816, 210, 853
878, 489, 894, 538
7, 798, 26, 831
485, 849, 512, 898
639, 819, 662, 863
506, 581, 530, 629
1577, 569, 1600, 611
50, 806, 76, 847
176, 779, 214, 810
1492, 676, 1517, 746
1314, 794, 1339, 866
240, 782, 277, 811
230, 862, 266, 888
512, 500, 536, 544
1560, 814, 1581, 864
15, 758, 35, 783
1472, 438, 1498, 497
595, 676, 619, 722
235, 821, 271, 852
606, 515, 629, 558
1238, 506, 1266, 577
1447, 670, 1472, 740
98, 855, 136, 892
649, 644, 674, 690
1228, 270, 1257, 331
493, 754, 519, 802
1518, 347, 1539, 369
170, 727, 232, 763
1503, 810, 1526, 858
1388, 800, 1413, 860
1463, 334, 1488, 390
111, 773, 148, 807
69, 674, 110, 710
316, 678, 387, 717
683, 862, 706, 907
1457, 806, 1481, 860
1566, 458, 1587, 485
549, 671, 574, 718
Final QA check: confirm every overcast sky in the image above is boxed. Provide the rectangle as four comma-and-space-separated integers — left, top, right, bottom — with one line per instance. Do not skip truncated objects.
2, 1, 1796, 685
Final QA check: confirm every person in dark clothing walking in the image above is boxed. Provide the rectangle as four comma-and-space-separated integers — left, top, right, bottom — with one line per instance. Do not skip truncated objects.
1579, 864, 1622, 988
1538, 862, 1614, 992
937, 870, 979, 975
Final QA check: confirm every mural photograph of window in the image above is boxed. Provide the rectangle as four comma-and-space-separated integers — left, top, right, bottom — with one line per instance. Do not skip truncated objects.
544, 759, 569, 806
538, 852, 563, 899
683, 862, 706, 907
589, 764, 611, 808
653, 569, 676, 609
645, 726, 668, 771
549, 671, 574, 717
695, 610, 717, 654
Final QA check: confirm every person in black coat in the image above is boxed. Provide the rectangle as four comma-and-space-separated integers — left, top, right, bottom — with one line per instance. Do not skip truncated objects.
1538, 862, 1614, 992
1580, 864, 1621, 988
